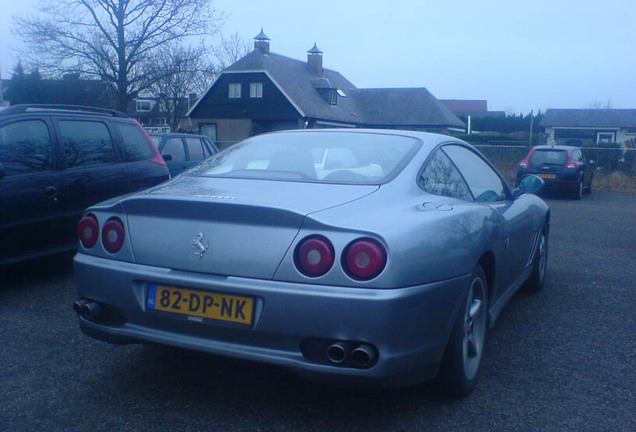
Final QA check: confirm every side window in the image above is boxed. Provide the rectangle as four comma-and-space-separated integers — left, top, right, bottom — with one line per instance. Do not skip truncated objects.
0, 120, 53, 176
185, 138, 205, 161
202, 138, 216, 157
162, 138, 186, 161
418, 149, 472, 200
442, 145, 507, 202
573, 150, 583, 162
58, 120, 115, 168
111, 122, 156, 161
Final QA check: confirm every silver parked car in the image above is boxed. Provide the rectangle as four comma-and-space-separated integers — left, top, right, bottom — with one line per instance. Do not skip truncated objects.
73, 129, 549, 396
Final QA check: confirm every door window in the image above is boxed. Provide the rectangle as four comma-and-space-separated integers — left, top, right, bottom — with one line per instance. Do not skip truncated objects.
0, 120, 53, 176
442, 145, 507, 202
162, 138, 186, 161
185, 138, 205, 161
58, 120, 115, 168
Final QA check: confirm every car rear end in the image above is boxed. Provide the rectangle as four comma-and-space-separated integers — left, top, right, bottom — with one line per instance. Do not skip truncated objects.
517, 147, 580, 194
112, 119, 170, 188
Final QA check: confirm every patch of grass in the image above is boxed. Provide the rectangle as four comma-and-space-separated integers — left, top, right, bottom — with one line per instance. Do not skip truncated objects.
593, 170, 636, 193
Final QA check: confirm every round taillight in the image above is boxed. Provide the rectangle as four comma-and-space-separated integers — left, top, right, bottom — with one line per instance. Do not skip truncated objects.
294, 235, 335, 277
102, 217, 125, 253
343, 238, 387, 280
77, 214, 99, 249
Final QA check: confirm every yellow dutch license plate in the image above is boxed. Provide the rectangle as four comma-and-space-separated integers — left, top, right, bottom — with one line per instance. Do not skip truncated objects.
538, 173, 556, 179
147, 284, 254, 325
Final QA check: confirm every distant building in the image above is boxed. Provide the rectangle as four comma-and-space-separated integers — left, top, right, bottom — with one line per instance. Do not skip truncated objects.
129, 94, 198, 133
439, 99, 505, 118
188, 30, 463, 148
541, 109, 636, 148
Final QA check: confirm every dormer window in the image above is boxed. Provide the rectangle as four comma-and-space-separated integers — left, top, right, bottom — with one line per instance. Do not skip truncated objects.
229, 83, 241, 99
328, 89, 337, 105
250, 82, 263, 98
136, 100, 152, 112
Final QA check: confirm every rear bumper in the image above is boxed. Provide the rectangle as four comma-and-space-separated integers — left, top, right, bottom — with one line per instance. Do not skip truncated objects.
517, 170, 581, 192
74, 253, 469, 388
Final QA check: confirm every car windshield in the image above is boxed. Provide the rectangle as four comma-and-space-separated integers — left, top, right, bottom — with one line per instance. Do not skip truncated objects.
194, 132, 420, 184
530, 149, 568, 166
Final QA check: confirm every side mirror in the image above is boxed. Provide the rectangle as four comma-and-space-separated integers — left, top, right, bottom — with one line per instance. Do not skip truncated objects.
514, 174, 544, 197
162, 154, 173, 161
0, 162, 5, 180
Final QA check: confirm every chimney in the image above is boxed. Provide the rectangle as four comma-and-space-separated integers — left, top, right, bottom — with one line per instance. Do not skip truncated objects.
307, 43, 323, 77
254, 28, 270, 54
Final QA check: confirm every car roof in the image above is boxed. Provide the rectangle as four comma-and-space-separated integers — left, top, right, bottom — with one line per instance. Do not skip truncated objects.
0, 104, 129, 118
532, 145, 578, 151
148, 133, 210, 139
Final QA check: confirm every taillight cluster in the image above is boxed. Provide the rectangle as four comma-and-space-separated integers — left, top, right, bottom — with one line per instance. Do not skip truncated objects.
518, 160, 529, 168
77, 214, 126, 253
294, 235, 387, 281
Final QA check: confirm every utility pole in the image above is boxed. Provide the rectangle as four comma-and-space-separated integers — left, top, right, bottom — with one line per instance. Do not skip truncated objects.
528, 110, 534, 152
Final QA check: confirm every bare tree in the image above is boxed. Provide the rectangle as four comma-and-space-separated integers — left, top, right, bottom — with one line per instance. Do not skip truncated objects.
14, 0, 223, 111
151, 43, 213, 132
587, 99, 614, 109
214, 32, 251, 70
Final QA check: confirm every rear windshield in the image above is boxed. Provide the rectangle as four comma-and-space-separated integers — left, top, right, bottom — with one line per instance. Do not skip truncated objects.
194, 132, 420, 184
530, 149, 568, 166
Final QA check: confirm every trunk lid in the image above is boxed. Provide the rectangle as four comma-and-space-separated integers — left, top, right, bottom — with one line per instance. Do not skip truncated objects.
123, 176, 378, 279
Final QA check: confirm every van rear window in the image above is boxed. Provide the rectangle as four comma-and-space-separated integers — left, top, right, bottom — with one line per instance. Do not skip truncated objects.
112, 122, 156, 161
530, 149, 568, 166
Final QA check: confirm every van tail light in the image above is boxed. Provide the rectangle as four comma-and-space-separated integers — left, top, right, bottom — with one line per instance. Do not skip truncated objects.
518, 160, 529, 168
343, 238, 387, 280
102, 217, 126, 253
78, 214, 99, 249
136, 120, 167, 166
294, 236, 335, 277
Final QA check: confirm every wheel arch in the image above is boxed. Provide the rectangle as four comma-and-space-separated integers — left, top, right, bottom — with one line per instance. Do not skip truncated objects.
477, 251, 496, 324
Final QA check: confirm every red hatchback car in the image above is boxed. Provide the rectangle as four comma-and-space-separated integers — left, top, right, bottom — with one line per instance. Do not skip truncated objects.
516, 145, 594, 199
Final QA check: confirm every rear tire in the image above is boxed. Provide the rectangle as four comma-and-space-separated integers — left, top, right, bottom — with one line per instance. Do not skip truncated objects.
437, 265, 488, 397
573, 179, 583, 200
523, 224, 548, 293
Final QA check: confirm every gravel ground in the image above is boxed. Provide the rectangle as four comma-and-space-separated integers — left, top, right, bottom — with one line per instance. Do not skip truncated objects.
1, 191, 634, 432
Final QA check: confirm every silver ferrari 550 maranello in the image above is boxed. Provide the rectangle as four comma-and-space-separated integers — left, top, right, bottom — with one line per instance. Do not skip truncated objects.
73, 129, 549, 396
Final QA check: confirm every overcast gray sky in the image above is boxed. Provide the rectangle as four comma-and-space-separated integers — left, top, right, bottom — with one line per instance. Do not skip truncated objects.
1, 0, 634, 114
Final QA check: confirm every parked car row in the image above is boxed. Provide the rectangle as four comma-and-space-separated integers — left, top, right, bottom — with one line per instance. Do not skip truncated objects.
3, 104, 553, 398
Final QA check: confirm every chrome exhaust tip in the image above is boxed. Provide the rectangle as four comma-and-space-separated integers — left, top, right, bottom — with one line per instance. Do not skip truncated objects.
326, 342, 348, 364
73, 299, 88, 316
81, 301, 104, 321
351, 344, 377, 368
